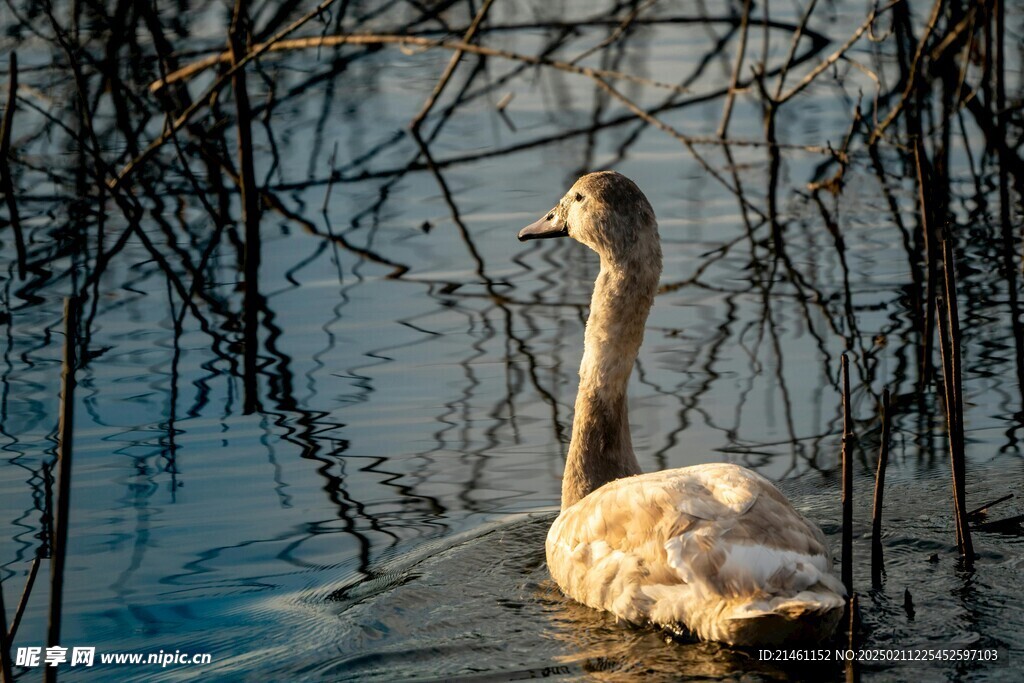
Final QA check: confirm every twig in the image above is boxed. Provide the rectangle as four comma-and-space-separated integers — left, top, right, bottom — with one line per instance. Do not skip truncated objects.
841, 353, 853, 596
867, 0, 944, 144
967, 494, 1014, 521
591, 75, 768, 222
570, 0, 658, 66
409, 0, 495, 130
871, 388, 891, 586
258, 183, 411, 278
772, 0, 818, 100
778, 0, 900, 105
717, 0, 752, 137
149, 34, 695, 97
410, 130, 489, 279
112, 0, 340, 188
0, 51, 25, 280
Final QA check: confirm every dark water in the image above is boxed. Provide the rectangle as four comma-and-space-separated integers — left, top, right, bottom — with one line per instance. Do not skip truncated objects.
1, 0, 1022, 680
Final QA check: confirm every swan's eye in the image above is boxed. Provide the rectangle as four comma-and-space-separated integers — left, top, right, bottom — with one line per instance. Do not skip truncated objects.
574, 193, 585, 202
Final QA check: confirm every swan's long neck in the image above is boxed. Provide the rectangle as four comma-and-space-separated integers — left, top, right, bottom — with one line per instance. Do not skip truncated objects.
561, 249, 660, 509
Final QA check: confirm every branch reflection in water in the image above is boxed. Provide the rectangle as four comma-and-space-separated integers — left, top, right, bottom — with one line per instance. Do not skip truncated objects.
0, 0, 1021, 680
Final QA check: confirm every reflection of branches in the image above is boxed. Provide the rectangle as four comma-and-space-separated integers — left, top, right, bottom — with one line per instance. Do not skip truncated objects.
112, 0, 342, 187
592, 75, 769, 221
261, 187, 411, 278
778, 0, 901, 106
717, 0, 751, 137
412, 130, 567, 442
570, 0, 658, 66
152, 34, 694, 97
157, 12, 833, 81
2, 0, 1024, 666
0, 52, 25, 280
409, 0, 495, 130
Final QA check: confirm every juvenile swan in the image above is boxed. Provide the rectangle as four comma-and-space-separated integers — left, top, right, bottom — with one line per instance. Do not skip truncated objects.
518, 171, 845, 646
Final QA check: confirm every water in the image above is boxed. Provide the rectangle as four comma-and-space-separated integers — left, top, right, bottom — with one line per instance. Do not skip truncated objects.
1, 0, 1022, 680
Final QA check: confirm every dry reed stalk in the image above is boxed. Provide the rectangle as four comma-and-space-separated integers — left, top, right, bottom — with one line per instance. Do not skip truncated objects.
871, 388, 891, 586
841, 353, 853, 595
917, 135, 973, 564
0, 572, 11, 683
939, 225, 974, 565
846, 593, 860, 683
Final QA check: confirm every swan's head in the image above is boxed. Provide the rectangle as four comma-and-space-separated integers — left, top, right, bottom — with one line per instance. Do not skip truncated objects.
518, 171, 658, 261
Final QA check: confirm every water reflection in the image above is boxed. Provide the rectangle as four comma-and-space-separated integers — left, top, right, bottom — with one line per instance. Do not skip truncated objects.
1, 0, 1022, 680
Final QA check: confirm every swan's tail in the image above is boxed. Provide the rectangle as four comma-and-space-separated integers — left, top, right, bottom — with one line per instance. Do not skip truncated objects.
723, 585, 846, 646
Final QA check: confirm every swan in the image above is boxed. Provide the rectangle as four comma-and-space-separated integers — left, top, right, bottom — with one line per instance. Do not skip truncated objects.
518, 171, 846, 646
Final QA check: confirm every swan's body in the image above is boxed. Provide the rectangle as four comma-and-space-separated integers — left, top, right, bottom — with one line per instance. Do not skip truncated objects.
519, 172, 845, 646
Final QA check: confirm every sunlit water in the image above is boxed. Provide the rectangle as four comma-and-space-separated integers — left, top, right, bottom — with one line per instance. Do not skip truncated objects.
1, 0, 1022, 680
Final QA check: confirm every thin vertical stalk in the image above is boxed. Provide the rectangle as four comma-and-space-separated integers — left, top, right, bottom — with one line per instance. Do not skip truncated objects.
0, 51, 25, 280
939, 226, 974, 566
230, 0, 262, 415
935, 274, 962, 549
0, 572, 12, 683
46, 297, 79, 683
871, 388, 891, 586
915, 141, 936, 388
841, 353, 853, 595
846, 593, 860, 683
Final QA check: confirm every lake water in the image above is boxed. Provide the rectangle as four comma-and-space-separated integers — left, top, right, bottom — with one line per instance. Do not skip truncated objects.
1, 0, 1022, 680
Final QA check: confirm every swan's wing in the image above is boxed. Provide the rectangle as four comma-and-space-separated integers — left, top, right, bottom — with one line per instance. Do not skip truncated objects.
546, 463, 845, 641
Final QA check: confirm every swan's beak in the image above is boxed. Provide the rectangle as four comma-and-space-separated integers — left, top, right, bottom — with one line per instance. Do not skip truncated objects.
518, 210, 569, 241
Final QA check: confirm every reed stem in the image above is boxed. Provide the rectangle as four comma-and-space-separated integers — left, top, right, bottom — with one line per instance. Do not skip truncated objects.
939, 225, 974, 565
871, 388, 891, 586
841, 353, 854, 595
